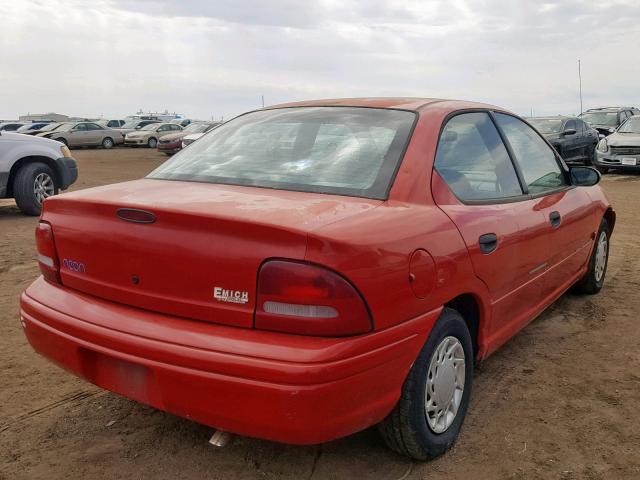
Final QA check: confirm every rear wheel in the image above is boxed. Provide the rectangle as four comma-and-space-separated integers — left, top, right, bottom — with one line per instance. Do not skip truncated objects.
102, 137, 114, 149
13, 162, 58, 216
575, 218, 610, 294
147, 137, 157, 148
378, 308, 473, 460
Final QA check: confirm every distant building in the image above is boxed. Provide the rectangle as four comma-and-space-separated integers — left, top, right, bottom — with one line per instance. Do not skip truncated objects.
19, 112, 70, 122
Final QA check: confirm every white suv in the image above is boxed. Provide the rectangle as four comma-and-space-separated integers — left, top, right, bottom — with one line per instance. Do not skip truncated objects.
0, 131, 78, 215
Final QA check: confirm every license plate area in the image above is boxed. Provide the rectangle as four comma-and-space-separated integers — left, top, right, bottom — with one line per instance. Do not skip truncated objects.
79, 348, 154, 403
621, 157, 637, 166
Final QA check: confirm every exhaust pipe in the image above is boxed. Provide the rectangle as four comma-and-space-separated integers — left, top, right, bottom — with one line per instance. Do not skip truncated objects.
209, 429, 233, 447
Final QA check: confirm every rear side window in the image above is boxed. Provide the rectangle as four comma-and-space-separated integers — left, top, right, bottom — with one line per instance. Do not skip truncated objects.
434, 112, 522, 201
149, 107, 416, 200
494, 113, 566, 194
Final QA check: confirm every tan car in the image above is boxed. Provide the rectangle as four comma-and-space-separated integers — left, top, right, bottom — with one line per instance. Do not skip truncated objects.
40, 122, 124, 149
124, 122, 183, 148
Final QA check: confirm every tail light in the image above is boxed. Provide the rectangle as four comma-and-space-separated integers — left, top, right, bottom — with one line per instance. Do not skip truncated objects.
255, 260, 372, 336
35, 221, 61, 284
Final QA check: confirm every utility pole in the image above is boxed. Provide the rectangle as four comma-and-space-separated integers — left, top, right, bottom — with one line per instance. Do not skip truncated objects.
578, 59, 583, 115
261, 95, 265, 108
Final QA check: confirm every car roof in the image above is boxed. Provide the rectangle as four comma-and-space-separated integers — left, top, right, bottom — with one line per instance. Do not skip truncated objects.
529, 115, 574, 121
583, 107, 627, 112
268, 97, 507, 113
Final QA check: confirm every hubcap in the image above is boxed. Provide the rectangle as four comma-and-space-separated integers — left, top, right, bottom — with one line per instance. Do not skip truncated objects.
425, 336, 465, 434
34, 173, 54, 204
594, 231, 608, 282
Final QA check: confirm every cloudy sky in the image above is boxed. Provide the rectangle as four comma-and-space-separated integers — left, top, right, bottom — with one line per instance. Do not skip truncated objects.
1, 0, 639, 121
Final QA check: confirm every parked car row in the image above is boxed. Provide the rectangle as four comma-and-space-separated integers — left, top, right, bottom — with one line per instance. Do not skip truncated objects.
158, 121, 220, 154
527, 105, 640, 174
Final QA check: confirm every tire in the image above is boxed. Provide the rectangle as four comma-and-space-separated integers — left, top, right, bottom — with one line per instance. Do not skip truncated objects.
13, 162, 58, 216
54, 137, 67, 146
378, 308, 473, 460
575, 218, 610, 294
147, 137, 158, 148
102, 137, 114, 149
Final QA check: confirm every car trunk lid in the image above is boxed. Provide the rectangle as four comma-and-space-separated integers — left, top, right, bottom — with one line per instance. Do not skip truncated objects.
42, 179, 381, 328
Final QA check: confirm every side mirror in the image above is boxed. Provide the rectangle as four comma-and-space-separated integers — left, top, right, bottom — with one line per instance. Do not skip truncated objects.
563, 128, 577, 136
570, 166, 600, 186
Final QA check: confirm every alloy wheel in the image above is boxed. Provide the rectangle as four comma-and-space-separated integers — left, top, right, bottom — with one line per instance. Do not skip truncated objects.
34, 172, 54, 205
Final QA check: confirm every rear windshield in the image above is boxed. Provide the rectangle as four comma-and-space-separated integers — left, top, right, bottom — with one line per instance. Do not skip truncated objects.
148, 107, 416, 199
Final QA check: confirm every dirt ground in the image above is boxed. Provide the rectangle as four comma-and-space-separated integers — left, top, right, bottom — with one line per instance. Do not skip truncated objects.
1, 148, 639, 480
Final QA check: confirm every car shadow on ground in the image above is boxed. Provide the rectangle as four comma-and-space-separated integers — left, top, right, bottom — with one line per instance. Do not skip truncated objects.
0, 202, 27, 218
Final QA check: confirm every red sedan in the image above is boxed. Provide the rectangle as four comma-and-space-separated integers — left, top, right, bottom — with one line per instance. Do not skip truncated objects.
22, 98, 614, 460
157, 122, 218, 155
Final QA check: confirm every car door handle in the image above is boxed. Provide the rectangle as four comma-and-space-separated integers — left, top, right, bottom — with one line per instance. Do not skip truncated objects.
549, 211, 561, 228
479, 233, 498, 254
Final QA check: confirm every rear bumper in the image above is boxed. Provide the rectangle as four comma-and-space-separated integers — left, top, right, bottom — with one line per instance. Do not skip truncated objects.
20, 277, 438, 444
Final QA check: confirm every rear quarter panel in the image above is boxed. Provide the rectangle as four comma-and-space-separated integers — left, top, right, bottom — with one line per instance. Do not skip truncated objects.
305, 202, 490, 332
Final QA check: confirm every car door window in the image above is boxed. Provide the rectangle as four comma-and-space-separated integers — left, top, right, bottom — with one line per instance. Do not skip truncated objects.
576, 120, 586, 132
87, 123, 103, 130
494, 113, 566, 195
564, 120, 576, 132
74, 123, 88, 131
434, 112, 523, 201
